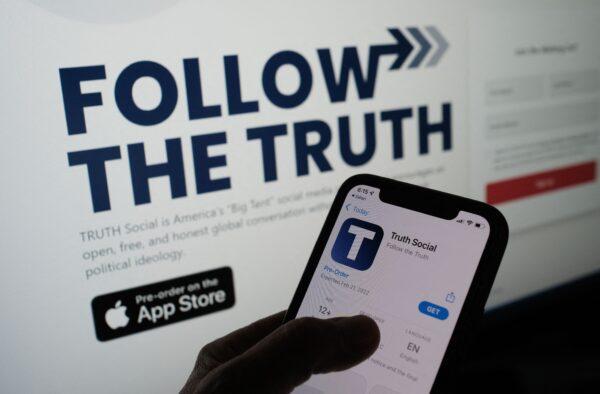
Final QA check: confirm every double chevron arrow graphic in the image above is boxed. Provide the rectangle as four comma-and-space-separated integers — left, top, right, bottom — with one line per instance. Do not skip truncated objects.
371, 26, 449, 70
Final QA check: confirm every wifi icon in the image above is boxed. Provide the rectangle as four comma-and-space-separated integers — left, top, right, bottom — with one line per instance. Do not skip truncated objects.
467, 220, 473, 226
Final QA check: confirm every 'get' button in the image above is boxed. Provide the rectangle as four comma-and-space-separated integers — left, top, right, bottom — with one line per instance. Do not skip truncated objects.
418, 301, 449, 320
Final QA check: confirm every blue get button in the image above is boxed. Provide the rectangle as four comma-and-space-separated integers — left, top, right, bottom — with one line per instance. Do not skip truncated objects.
418, 301, 449, 320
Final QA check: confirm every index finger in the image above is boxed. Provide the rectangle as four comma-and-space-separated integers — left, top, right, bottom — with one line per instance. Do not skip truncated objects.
190, 310, 285, 379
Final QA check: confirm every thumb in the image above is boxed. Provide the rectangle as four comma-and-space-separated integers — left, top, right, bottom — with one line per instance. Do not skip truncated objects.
196, 315, 380, 393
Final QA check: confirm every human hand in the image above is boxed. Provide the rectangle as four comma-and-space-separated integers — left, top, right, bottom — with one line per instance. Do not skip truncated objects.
180, 310, 380, 394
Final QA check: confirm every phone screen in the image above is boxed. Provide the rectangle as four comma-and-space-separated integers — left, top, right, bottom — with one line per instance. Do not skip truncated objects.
293, 185, 491, 394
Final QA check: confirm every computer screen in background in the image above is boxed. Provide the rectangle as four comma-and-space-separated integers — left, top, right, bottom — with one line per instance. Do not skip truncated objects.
1, 0, 599, 392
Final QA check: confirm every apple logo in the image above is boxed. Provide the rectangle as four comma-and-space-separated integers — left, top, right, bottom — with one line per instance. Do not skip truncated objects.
104, 300, 130, 330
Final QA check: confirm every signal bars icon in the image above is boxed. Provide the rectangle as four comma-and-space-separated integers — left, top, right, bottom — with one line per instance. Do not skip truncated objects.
455, 218, 485, 229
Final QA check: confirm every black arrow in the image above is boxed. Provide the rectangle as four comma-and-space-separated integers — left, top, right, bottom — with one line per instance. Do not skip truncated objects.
370, 28, 413, 70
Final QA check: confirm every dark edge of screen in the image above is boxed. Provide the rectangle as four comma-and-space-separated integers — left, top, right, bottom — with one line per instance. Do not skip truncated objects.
378, 177, 460, 220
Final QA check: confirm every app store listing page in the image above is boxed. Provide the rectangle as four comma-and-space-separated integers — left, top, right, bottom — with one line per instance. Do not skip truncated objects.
294, 186, 490, 394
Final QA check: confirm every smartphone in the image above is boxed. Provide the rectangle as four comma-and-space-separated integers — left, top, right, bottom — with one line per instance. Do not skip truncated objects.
285, 174, 508, 394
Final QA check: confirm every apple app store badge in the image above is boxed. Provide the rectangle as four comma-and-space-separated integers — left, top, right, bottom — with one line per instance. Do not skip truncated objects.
91, 267, 235, 341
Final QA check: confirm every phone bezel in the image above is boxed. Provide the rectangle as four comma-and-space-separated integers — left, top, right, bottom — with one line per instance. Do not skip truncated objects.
283, 174, 509, 393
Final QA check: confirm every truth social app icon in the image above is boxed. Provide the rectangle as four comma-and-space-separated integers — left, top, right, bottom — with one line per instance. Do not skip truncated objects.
332, 218, 384, 271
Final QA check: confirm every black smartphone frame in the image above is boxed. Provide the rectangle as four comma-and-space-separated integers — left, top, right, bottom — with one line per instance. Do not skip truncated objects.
284, 174, 509, 393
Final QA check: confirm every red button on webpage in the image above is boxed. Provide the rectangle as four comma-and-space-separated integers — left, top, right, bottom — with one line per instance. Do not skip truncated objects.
486, 161, 597, 205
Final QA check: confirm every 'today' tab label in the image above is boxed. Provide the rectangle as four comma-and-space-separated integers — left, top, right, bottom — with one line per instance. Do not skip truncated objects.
91, 267, 235, 341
